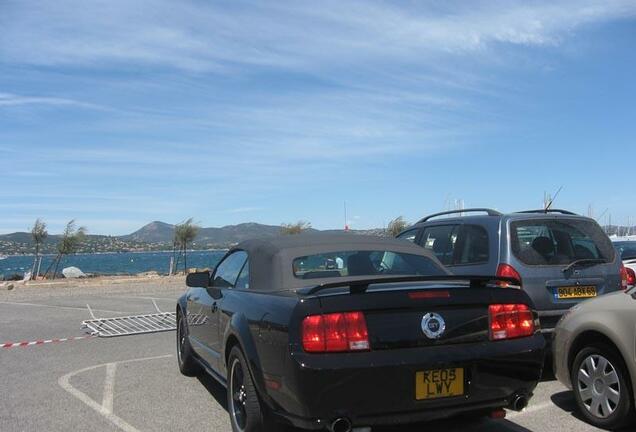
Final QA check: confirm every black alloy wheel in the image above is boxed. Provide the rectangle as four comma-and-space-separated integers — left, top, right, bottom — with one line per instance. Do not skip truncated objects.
176, 310, 200, 376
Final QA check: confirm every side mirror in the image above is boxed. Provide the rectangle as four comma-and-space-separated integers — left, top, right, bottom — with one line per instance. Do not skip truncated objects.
186, 271, 210, 288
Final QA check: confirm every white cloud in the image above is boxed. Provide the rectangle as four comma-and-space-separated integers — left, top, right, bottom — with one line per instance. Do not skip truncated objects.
0, 92, 101, 109
1, 1, 634, 72
226, 207, 263, 214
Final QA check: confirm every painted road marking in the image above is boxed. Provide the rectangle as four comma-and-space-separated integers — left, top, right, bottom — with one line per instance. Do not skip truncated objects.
102, 363, 117, 414
1, 335, 94, 349
0, 300, 124, 314
109, 295, 177, 301
58, 354, 173, 432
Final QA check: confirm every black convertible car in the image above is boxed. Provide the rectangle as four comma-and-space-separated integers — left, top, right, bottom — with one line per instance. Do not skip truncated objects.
176, 234, 545, 432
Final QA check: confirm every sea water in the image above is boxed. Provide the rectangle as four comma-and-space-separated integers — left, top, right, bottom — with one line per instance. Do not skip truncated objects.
0, 250, 227, 279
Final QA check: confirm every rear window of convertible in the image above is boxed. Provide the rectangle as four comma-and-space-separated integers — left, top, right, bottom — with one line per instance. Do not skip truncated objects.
292, 250, 446, 279
510, 219, 615, 266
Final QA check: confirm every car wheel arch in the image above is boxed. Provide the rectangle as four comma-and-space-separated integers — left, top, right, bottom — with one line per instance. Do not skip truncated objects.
568, 330, 626, 380
222, 313, 268, 400
568, 335, 636, 428
176, 295, 188, 315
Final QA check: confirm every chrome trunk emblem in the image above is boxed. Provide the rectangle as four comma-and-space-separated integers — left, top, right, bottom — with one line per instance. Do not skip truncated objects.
421, 313, 446, 339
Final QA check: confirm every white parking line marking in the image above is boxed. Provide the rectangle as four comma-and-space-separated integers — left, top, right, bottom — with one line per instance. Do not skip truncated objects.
110, 296, 177, 301
102, 363, 117, 414
507, 401, 554, 418
0, 301, 124, 314
58, 354, 173, 432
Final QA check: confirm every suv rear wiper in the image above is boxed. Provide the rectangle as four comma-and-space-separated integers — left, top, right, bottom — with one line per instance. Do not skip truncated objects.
562, 259, 607, 273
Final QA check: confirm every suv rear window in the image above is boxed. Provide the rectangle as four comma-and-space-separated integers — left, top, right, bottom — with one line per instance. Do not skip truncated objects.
510, 219, 615, 266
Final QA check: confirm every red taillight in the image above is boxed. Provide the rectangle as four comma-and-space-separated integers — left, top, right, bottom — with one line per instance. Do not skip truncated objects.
489, 304, 534, 341
301, 315, 325, 352
620, 263, 633, 290
302, 312, 370, 353
626, 267, 636, 287
496, 263, 522, 287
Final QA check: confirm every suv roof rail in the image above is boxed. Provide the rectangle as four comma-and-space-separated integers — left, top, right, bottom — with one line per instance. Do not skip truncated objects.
515, 209, 578, 215
416, 208, 502, 223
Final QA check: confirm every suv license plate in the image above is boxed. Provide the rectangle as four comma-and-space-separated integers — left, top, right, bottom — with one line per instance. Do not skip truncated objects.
556, 286, 597, 299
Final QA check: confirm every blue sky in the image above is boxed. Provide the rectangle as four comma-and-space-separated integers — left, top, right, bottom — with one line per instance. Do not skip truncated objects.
1, 0, 635, 235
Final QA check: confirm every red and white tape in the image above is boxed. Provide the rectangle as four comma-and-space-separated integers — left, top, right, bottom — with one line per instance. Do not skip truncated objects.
1, 335, 94, 349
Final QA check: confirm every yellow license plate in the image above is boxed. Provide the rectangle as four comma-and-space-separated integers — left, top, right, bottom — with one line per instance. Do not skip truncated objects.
415, 368, 464, 400
556, 286, 597, 299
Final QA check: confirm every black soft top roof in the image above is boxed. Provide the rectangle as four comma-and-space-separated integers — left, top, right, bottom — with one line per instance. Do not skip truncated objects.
230, 233, 445, 292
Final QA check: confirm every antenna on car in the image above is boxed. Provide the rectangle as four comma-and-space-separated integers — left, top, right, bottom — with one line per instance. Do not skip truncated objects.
544, 186, 563, 212
596, 208, 609, 222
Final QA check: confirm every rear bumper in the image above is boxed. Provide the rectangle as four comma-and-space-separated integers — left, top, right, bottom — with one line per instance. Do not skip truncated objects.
270, 334, 546, 430
552, 325, 574, 389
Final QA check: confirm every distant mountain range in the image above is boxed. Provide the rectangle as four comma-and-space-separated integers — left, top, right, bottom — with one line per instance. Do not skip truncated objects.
123, 221, 386, 244
0, 221, 385, 255
122, 221, 285, 244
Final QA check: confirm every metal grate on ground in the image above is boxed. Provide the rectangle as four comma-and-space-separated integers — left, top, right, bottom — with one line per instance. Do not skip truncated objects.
81, 300, 206, 338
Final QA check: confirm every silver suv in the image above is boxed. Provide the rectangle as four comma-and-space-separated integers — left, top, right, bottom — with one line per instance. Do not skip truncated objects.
398, 208, 625, 342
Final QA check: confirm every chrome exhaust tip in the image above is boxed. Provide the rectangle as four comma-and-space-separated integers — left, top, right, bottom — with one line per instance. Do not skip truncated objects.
330, 417, 352, 432
511, 395, 528, 412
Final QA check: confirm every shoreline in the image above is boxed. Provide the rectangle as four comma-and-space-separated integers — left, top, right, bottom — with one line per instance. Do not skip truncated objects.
0, 248, 230, 258
0, 273, 187, 300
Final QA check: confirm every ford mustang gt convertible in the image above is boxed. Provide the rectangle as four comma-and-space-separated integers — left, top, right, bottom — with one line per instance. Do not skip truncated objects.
176, 234, 545, 432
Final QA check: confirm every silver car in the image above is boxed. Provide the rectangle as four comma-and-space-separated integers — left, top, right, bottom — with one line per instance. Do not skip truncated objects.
554, 288, 636, 429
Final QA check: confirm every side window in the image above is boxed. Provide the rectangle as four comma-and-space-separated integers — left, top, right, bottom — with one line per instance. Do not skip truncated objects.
235, 261, 250, 290
397, 229, 418, 243
455, 225, 489, 265
212, 251, 247, 288
419, 225, 460, 265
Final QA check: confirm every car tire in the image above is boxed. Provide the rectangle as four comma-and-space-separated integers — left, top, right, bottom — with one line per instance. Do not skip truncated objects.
227, 346, 286, 432
571, 343, 634, 430
176, 310, 201, 377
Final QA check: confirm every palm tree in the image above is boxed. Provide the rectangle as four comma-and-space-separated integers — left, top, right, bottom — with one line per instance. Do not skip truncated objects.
386, 216, 409, 237
44, 220, 87, 279
174, 218, 199, 274
281, 221, 311, 235
170, 234, 178, 276
30, 218, 48, 280
173, 224, 183, 274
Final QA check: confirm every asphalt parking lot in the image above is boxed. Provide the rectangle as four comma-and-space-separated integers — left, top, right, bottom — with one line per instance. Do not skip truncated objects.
0, 288, 620, 432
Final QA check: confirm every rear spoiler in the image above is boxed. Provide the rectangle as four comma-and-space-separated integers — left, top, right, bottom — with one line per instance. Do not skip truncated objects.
299, 275, 520, 296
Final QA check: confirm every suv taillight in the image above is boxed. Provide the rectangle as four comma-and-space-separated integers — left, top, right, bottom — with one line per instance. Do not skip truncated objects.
302, 312, 370, 353
489, 304, 534, 341
620, 263, 633, 290
496, 263, 522, 287
626, 267, 636, 287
